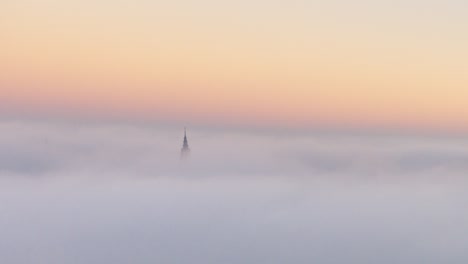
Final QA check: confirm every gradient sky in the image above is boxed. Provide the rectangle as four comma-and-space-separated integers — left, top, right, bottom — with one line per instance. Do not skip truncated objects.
1, 0, 468, 131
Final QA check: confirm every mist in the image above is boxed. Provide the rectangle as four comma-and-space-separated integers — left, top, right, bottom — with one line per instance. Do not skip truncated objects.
1, 120, 468, 264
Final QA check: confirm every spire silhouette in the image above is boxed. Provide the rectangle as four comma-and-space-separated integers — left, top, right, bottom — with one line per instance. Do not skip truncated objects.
181, 127, 190, 159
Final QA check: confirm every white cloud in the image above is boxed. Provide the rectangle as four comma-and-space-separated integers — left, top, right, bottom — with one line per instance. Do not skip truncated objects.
0, 120, 468, 263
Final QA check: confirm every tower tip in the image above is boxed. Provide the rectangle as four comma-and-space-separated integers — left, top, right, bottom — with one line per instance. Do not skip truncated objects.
181, 127, 190, 159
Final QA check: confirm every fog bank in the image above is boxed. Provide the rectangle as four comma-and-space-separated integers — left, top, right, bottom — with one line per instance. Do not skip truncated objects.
1, 121, 467, 263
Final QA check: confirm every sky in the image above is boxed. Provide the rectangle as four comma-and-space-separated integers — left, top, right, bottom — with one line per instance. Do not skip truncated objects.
1, 0, 468, 132
2, 1, 468, 263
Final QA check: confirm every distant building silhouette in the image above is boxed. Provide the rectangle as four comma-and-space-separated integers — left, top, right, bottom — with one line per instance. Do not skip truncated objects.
180, 127, 190, 159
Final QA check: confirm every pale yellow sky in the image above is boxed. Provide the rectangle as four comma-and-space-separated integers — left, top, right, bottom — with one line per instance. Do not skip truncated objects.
1, 0, 468, 131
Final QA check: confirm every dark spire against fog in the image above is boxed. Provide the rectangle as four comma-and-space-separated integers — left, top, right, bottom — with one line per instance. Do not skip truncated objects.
181, 127, 190, 159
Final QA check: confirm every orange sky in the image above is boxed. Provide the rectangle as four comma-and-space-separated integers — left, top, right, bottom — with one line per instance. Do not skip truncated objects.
1, 0, 468, 132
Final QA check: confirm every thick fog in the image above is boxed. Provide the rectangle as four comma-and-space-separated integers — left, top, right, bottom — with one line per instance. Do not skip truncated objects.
1, 120, 468, 264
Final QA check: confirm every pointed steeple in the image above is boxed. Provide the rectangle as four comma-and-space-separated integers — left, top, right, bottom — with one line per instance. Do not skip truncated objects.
181, 127, 190, 159
183, 127, 189, 148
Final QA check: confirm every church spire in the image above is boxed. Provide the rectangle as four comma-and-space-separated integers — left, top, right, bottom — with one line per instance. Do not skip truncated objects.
181, 127, 190, 159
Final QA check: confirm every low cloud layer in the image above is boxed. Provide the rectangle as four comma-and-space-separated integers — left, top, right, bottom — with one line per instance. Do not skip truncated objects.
1, 121, 468, 263
2, 121, 468, 179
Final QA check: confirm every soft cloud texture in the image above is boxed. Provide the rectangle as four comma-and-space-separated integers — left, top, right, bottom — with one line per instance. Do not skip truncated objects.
1, 120, 468, 263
